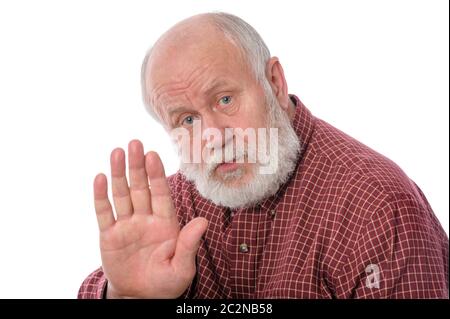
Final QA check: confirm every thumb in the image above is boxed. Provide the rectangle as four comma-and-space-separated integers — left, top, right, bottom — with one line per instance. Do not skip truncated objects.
172, 217, 208, 270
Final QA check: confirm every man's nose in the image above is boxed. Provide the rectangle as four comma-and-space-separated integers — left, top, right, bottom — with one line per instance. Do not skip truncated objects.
201, 114, 231, 149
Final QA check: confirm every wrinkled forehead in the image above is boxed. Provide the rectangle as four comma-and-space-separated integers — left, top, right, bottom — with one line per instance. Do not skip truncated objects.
144, 33, 254, 120
146, 31, 246, 89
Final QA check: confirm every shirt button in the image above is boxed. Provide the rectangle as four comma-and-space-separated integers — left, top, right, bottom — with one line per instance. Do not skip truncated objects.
269, 209, 276, 217
239, 243, 249, 253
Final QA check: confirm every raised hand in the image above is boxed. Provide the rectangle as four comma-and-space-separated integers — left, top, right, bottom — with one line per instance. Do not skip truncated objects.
93, 140, 207, 298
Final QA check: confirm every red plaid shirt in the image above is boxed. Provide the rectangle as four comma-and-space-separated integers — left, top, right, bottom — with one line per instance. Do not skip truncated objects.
79, 96, 448, 299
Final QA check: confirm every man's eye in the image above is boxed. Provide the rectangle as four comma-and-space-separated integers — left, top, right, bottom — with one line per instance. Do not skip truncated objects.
182, 115, 195, 126
218, 96, 232, 106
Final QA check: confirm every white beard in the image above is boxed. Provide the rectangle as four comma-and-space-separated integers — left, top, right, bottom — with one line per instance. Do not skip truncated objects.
179, 87, 301, 209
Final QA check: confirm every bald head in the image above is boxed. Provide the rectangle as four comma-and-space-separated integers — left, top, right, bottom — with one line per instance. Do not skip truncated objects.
151, 13, 226, 59
145, 14, 244, 108
141, 13, 272, 122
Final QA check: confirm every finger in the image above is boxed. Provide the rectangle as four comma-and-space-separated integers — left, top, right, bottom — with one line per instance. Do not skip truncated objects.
145, 151, 175, 218
93, 173, 115, 231
110, 148, 133, 218
128, 140, 152, 215
172, 217, 208, 270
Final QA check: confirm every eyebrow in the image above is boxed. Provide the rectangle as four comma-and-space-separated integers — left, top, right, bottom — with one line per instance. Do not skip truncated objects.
167, 106, 191, 118
203, 79, 230, 96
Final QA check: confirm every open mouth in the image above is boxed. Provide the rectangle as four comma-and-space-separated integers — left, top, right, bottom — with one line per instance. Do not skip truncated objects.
215, 162, 240, 173
210, 152, 247, 174
214, 156, 245, 173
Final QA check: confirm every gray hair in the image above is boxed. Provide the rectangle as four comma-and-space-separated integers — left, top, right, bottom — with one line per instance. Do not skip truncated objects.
140, 12, 271, 123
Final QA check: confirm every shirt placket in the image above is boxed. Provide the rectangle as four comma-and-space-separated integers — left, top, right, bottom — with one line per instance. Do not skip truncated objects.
222, 205, 274, 298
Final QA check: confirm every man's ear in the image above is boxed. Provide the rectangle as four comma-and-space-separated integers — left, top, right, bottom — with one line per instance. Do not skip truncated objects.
266, 57, 289, 110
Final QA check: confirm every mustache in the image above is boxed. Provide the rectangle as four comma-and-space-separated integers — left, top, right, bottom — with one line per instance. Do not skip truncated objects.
203, 143, 250, 176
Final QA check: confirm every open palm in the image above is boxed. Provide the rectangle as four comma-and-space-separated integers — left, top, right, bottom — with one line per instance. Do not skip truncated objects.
93, 140, 207, 298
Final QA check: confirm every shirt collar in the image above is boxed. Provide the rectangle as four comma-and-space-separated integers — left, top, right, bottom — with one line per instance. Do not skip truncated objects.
289, 94, 316, 160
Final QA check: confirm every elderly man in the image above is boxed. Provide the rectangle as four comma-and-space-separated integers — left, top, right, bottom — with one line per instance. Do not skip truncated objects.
78, 12, 448, 299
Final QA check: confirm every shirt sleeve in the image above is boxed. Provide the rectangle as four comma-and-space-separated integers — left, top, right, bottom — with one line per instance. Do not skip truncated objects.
334, 193, 449, 299
78, 267, 108, 299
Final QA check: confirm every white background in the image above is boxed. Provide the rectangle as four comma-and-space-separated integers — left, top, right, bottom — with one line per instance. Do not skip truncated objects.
0, 0, 448, 298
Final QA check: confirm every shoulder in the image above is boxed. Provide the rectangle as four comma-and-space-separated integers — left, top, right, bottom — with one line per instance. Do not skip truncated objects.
306, 117, 444, 243
310, 118, 424, 207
